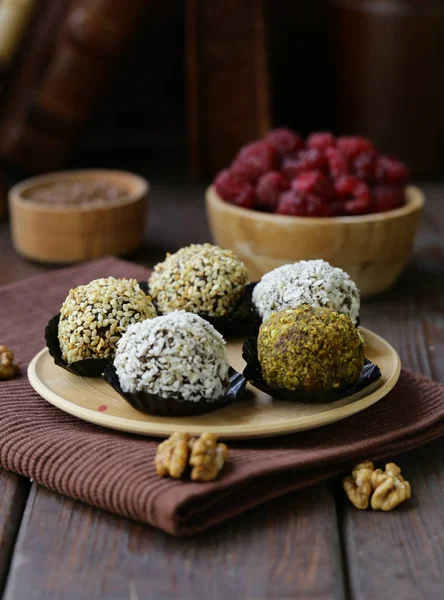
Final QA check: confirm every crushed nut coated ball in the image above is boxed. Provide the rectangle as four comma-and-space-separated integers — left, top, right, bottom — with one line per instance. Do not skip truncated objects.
371, 463, 411, 511
154, 432, 228, 482
258, 305, 364, 392
0, 345, 20, 380
148, 243, 249, 318
343, 461, 375, 509
155, 432, 191, 479
343, 461, 411, 511
189, 433, 228, 482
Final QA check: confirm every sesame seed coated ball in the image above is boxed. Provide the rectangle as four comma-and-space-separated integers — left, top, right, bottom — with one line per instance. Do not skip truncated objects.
258, 305, 365, 392
58, 277, 157, 364
148, 243, 249, 318
252, 260, 360, 324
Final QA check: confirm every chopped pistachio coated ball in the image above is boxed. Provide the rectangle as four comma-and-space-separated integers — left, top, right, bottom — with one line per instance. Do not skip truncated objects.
58, 277, 157, 364
257, 305, 365, 392
148, 243, 249, 318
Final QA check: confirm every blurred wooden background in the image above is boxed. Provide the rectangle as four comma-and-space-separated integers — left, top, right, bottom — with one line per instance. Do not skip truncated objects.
0, 0, 443, 210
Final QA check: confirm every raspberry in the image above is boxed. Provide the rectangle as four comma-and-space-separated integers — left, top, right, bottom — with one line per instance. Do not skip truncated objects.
214, 169, 255, 208
276, 191, 331, 217
264, 128, 304, 155
334, 177, 370, 214
231, 141, 277, 181
305, 195, 332, 217
325, 147, 349, 178
255, 171, 290, 211
344, 197, 370, 215
234, 185, 256, 209
281, 148, 327, 179
354, 182, 371, 202
276, 190, 307, 216
331, 200, 346, 216
337, 136, 374, 160
375, 156, 409, 185
292, 170, 333, 200
334, 175, 361, 198
306, 132, 336, 150
371, 185, 404, 213
353, 151, 376, 180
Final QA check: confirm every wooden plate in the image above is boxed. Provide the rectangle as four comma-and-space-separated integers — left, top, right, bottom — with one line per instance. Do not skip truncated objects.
27, 327, 400, 440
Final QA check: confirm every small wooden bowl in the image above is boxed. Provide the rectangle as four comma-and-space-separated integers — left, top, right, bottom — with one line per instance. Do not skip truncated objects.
206, 185, 424, 297
9, 169, 148, 264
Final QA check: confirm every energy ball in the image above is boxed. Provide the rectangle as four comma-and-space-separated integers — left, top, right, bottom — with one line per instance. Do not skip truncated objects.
148, 243, 249, 318
258, 305, 365, 392
252, 260, 360, 324
114, 311, 229, 401
58, 277, 157, 364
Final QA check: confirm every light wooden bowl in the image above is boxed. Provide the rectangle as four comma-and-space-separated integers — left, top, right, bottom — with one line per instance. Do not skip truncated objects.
9, 169, 149, 264
206, 185, 424, 297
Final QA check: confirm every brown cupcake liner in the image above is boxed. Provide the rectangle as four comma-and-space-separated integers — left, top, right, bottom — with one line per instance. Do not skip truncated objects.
103, 363, 248, 417
244, 282, 261, 336
242, 336, 381, 404
139, 281, 256, 338
45, 314, 112, 377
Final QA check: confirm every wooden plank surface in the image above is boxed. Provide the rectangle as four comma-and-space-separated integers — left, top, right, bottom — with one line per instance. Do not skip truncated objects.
0, 179, 443, 599
340, 442, 444, 600
0, 472, 30, 596
3, 484, 345, 600
338, 184, 444, 600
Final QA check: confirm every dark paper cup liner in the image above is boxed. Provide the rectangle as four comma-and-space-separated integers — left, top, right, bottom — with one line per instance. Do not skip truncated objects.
103, 363, 248, 417
244, 282, 261, 336
242, 337, 381, 404
139, 281, 156, 303
196, 296, 253, 337
245, 281, 361, 330
45, 314, 112, 377
139, 281, 255, 338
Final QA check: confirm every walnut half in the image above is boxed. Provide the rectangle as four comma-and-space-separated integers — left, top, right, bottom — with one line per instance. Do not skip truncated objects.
371, 463, 411, 511
154, 432, 228, 482
343, 461, 411, 511
155, 432, 191, 479
343, 461, 375, 509
0, 345, 20, 380
189, 433, 228, 482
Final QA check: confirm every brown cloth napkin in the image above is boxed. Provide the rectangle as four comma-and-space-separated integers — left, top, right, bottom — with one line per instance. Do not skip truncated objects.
1, 257, 444, 536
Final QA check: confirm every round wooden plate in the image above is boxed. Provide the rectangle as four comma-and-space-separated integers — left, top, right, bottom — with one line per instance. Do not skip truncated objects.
27, 327, 400, 440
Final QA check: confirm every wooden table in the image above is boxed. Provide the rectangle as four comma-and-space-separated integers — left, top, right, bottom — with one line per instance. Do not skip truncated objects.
0, 177, 443, 600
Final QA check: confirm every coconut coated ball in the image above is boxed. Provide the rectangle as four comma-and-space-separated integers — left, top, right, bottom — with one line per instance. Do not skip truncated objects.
252, 260, 360, 324
114, 311, 230, 401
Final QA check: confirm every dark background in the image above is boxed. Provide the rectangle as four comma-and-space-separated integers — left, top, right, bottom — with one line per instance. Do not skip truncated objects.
77, 0, 333, 173
2, 0, 444, 186
75, 0, 444, 179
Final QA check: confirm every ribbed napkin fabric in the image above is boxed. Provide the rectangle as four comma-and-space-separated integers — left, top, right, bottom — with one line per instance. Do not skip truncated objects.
1, 257, 444, 535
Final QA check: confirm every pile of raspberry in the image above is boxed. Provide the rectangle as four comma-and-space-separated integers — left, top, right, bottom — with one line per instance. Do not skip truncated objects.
213, 129, 409, 216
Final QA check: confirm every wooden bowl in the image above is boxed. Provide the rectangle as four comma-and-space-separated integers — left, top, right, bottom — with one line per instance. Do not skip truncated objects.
206, 185, 424, 297
9, 169, 148, 264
